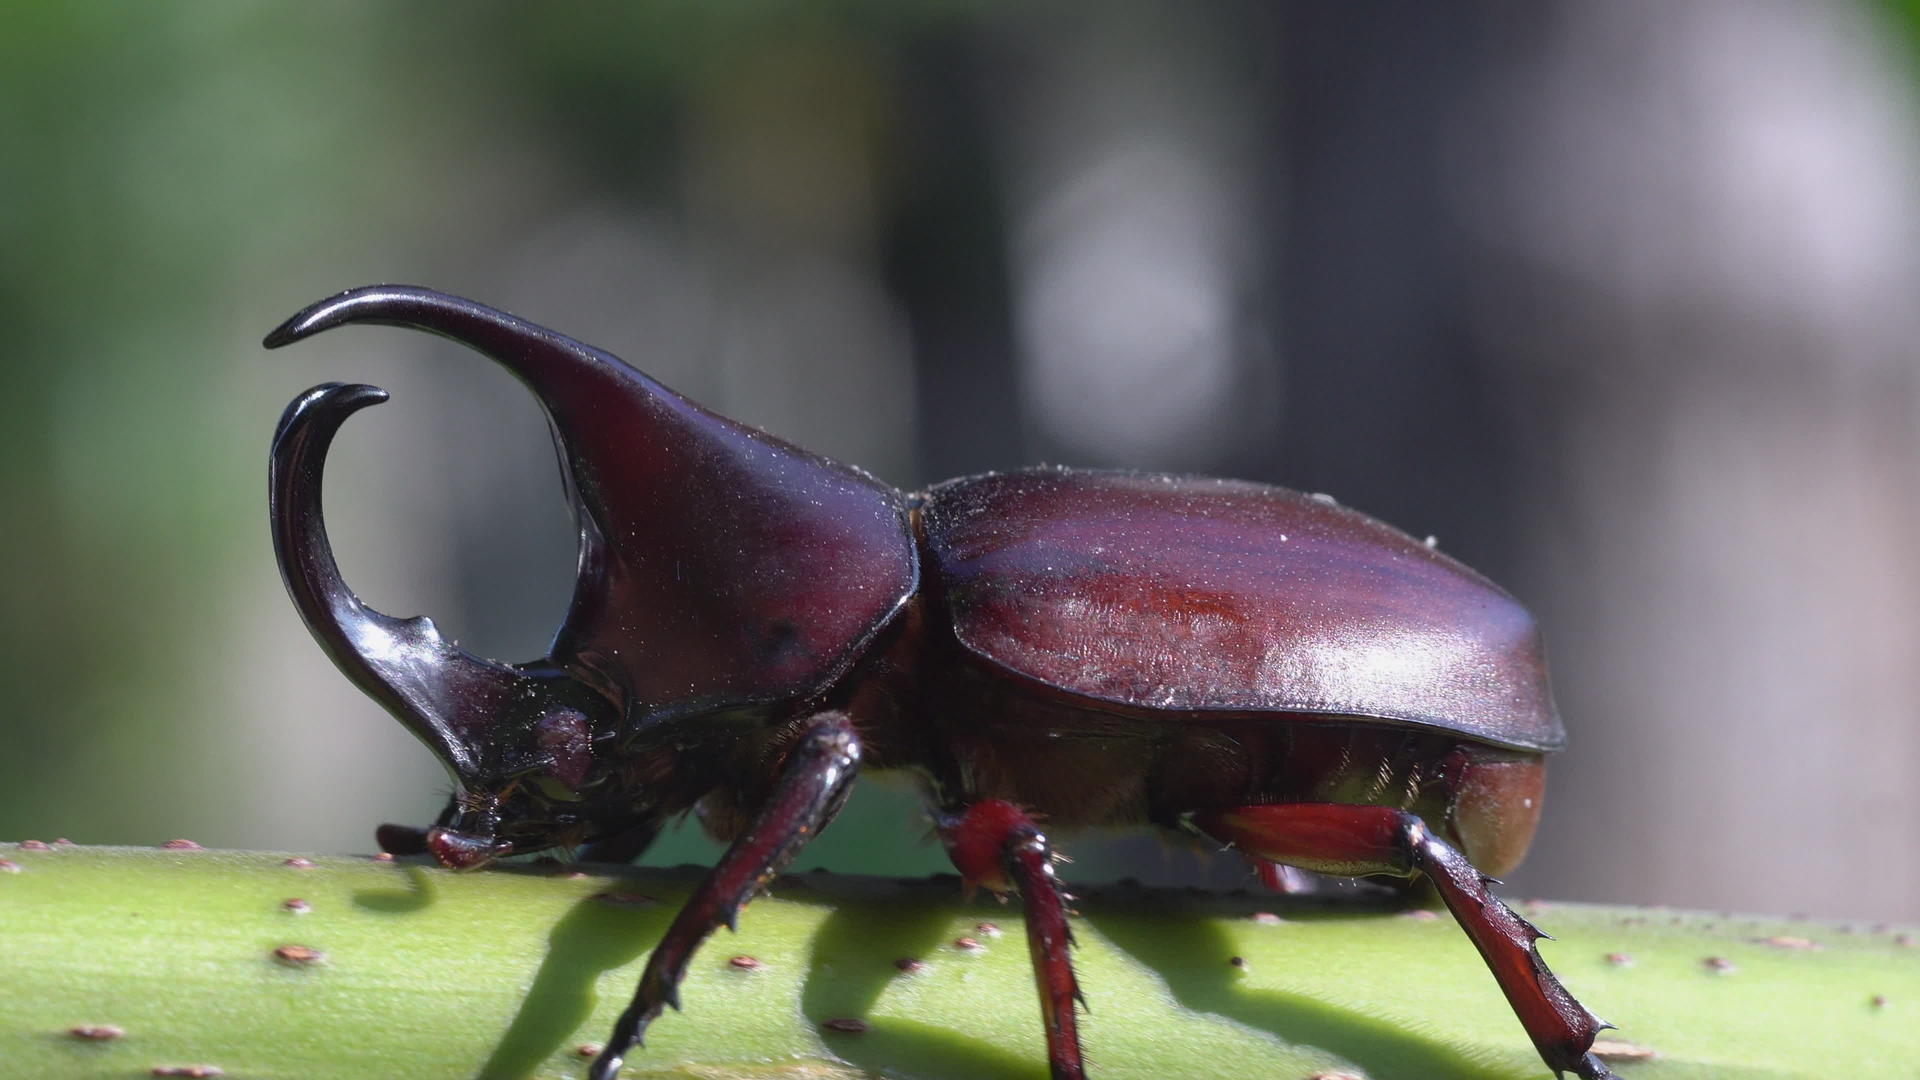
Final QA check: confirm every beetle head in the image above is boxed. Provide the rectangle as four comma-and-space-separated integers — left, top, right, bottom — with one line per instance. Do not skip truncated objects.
265, 287, 915, 869
270, 382, 630, 870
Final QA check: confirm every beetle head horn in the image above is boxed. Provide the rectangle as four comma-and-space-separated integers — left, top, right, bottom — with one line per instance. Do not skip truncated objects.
265, 286, 915, 725
269, 382, 614, 806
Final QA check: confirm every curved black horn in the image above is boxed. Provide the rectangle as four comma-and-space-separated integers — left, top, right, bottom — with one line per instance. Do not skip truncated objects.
265, 285, 917, 726
269, 382, 571, 782
262, 284, 634, 397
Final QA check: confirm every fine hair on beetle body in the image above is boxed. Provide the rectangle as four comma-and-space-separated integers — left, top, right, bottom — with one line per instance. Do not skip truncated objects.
265, 284, 1616, 1080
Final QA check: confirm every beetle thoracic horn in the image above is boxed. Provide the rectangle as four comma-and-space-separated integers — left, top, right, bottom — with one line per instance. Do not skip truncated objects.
265, 285, 918, 723
268, 381, 588, 784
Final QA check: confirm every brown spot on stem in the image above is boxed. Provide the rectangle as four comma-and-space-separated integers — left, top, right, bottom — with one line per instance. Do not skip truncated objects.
1401, 908, 1440, 921
1590, 1039, 1658, 1063
68, 1024, 124, 1041
53, 837, 74, 846
1308, 1072, 1365, 1080
975, 921, 1003, 937
162, 839, 203, 850
19, 840, 49, 850
152, 1067, 224, 1078
552, 868, 588, 880
1895, 933, 1915, 948
953, 936, 983, 951
282, 857, 316, 869
1605, 952, 1633, 967
0, 859, 20, 874
1250, 911, 1284, 925
576, 1044, 603, 1058
282, 898, 312, 914
728, 955, 763, 970
893, 957, 925, 974
1702, 956, 1736, 974
822, 1017, 868, 1034
1228, 955, 1247, 968
273, 944, 325, 967
371, 852, 394, 862
1871, 995, 1888, 1009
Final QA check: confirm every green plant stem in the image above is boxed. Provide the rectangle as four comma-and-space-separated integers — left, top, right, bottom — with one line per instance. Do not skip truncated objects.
0, 846, 1913, 1079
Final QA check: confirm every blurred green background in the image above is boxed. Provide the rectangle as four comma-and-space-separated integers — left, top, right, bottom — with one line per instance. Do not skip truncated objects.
5, 2, 1919, 923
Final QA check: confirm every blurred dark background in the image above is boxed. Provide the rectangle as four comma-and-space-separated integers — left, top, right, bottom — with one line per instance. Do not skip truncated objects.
4, 2, 1918, 923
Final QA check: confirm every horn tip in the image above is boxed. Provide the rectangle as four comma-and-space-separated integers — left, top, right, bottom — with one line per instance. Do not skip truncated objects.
262, 284, 443, 348
273, 383, 390, 445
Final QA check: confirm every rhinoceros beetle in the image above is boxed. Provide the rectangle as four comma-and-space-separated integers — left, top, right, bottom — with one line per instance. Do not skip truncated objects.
264, 285, 1614, 1080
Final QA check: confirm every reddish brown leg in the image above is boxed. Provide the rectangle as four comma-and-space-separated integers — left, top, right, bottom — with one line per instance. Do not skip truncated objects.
940, 800, 1087, 1080
588, 713, 861, 1080
1193, 804, 1615, 1080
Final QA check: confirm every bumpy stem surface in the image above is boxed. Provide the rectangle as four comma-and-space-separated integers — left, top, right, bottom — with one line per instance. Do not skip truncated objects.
0, 845, 1913, 1079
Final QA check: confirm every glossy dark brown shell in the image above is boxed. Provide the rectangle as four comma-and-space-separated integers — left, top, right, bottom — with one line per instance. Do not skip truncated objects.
920, 469, 1563, 751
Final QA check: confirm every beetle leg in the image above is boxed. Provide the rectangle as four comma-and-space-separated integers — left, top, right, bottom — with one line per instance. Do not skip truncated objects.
939, 800, 1087, 1080
588, 713, 861, 1080
1192, 804, 1615, 1080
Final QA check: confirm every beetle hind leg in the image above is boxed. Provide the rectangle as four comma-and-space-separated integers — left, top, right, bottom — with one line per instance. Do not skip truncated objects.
1193, 803, 1615, 1080
940, 800, 1087, 1080
587, 712, 862, 1080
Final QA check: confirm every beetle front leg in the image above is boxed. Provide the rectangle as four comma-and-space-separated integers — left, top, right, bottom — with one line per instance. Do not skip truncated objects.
940, 800, 1087, 1080
588, 712, 861, 1080
1192, 804, 1615, 1080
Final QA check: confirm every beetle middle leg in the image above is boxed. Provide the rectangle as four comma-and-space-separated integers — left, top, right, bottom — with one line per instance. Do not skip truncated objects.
588, 711, 862, 1080
1193, 803, 1616, 1080
939, 799, 1087, 1080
